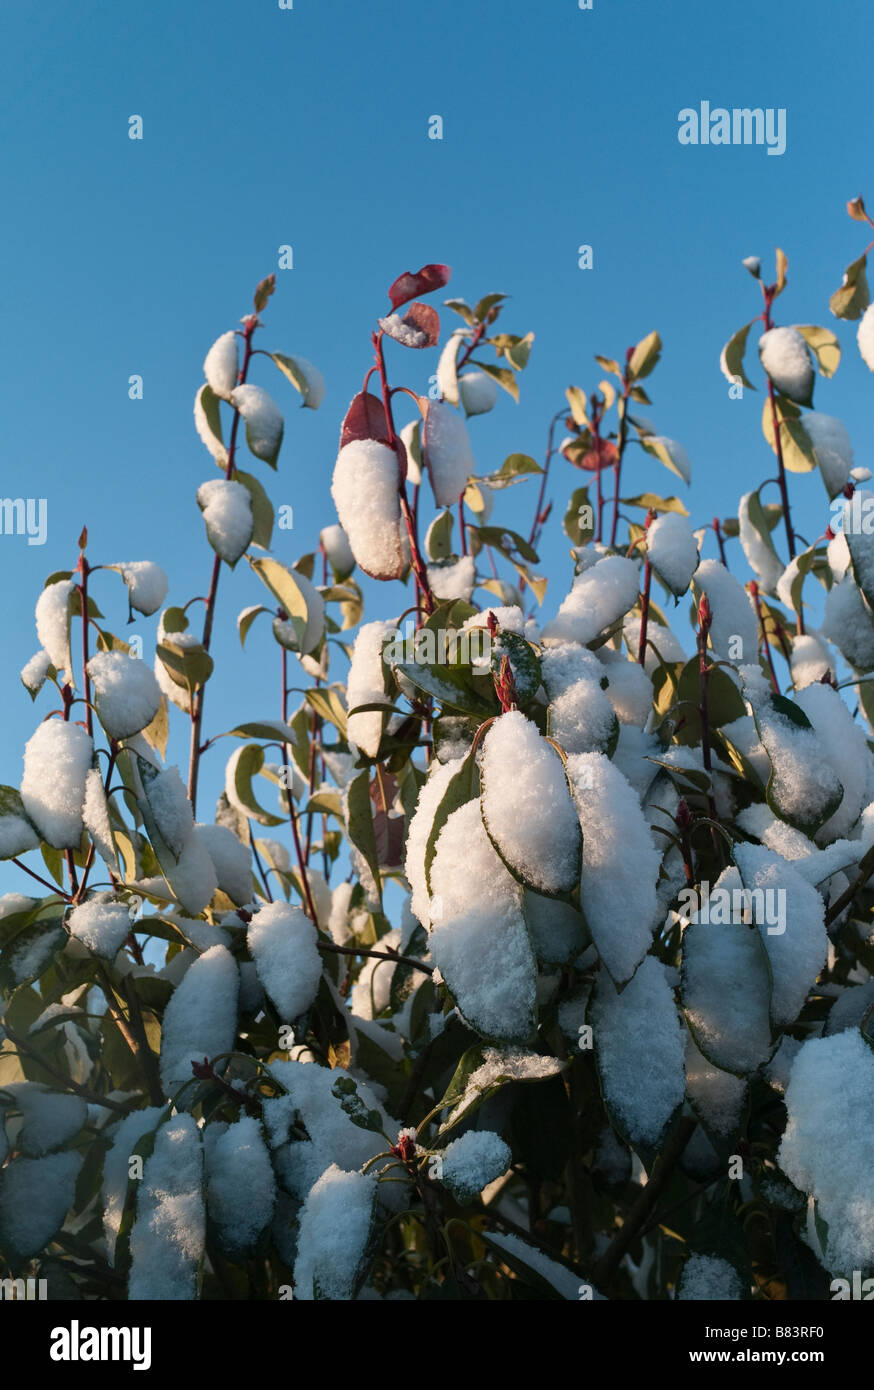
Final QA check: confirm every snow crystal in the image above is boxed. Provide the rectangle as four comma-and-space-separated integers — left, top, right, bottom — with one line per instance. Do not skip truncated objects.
20, 718, 92, 849
738, 492, 782, 592
159, 944, 239, 1098
196, 479, 254, 565
35, 578, 74, 676
693, 559, 758, 662
646, 512, 699, 595
778, 1030, 874, 1274
805, 413, 853, 498
204, 1115, 275, 1255
591, 956, 686, 1147
331, 438, 405, 579
320, 523, 355, 580
0, 1150, 82, 1258
203, 330, 239, 400
481, 711, 580, 894
439, 1130, 511, 1202
128, 1114, 205, 1299
567, 752, 660, 984
293, 1165, 376, 1301
758, 326, 813, 402
422, 401, 475, 507
247, 902, 321, 1021
404, 755, 465, 926
459, 370, 499, 416
678, 1253, 744, 1300
429, 800, 537, 1041
194, 823, 252, 905
87, 651, 161, 739
541, 555, 639, 645
346, 619, 396, 758
102, 1105, 164, 1254
67, 898, 132, 959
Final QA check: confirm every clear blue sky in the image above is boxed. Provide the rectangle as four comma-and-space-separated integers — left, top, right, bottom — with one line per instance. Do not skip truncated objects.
1, 0, 872, 893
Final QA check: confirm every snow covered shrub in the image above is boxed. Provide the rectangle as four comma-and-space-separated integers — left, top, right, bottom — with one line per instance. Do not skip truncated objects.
3, 228, 874, 1304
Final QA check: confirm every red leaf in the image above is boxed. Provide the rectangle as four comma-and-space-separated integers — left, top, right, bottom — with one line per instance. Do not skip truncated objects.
572, 438, 620, 473
379, 302, 440, 349
388, 263, 451, 311
340, 391, 392, 449
370, 770, 405, 868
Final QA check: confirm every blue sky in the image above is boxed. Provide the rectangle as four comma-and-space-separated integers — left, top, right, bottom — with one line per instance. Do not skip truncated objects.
1, 0, 872, 893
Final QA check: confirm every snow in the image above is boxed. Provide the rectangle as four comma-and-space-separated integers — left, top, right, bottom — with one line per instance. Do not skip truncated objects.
320, 523, 355, 580
541, 555, 639, 645
825, 979, 874, 1036
128, 1114, 205, 1299
597, 650, 653, 727
82, 767, 115, 867
427, 554, 476, 602
685, 1035, 747, 1139
271, 566, 325, 655
439, 1130, 511, 1201
677, 1253, 744, 1300
35, 578, 74, 677
625, 616, 685, 672
682, 867, 773, 1074
758, 326, 814, 402
3, 1082, 87, 1156
778, 1030, 874, 1274
442, 1049, 562, 1129
87, 651, 161, 739
743, 676, 843, 833
247, 902, 322, 1021
794, 680, 869, 840
159, 944, 239, 1098
734, 843, 827, 1026
485, 1231, 591, 1300
822, 575, 874, 671
591, 956, 686, 1147
523, 890, 586, 964
858, 302, 874, 371
480, 711, 581, 894
331, 438, 405, 580
738, 492, 782, 592
230, 384, 284, 461
399, 419, 423, 486
67, 897, 132, 958
196, 479, 254, 565
102, 1105, 164, 1254
20, 649, 51, 693
422, 400, 475, 507
546, 669, 616, 755
567, 751, 660, 984
647, 436, 690, 483
144, 766, 194, 857
346, 619, 396, 758
154, 620, 199, 714
350, 928, 402, 1018
404, 754, 465, 927
790, 632, 835, 688
194, 823, 252, 905
293, 1165, 376, 1300
161, 830, 218, 915
0, 807, 39, 858
693, 559, 758, 662
203, 330, 239, 400
20, 718, 92, 849
116, 562, 169, 616
459, 370, 499, 416
0, 1150, 82, 1258
204, 1115, 276, 1255
646, 512, 699, 595
804, 412, 853, 497
429, 800, 537, 1040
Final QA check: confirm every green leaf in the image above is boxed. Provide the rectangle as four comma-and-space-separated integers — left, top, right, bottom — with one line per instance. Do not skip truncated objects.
490, 629, 542, 705
830, 253, 869, 321
473, 292, 507, 321
565, 386, 589, 428
195, 384, 227, 467
346, 771, 383, 908
444, 298, 476, 327
469, 360, 518, 401
392, 660, 495, 720
594, 355, 622, 377
621, 492, 688, 516
761, 396, 817, 474
563, 486, 594, 546
628, 330, 661, 382
331, 1075, 385, 1133
719, 320, 757, 390
226, 745, 284, 827
475, 526, 538, 564
249, 556, 310, 648
436, 1044, 562, 1138
238, 604, 269, 648
270, 353, 325, 409
156, 639, 214, 696
234, 470, 274, 550
425, 510, 454, 561
481, 453, 543, 489
305, 687, 348, 739
795, 325, 841, 378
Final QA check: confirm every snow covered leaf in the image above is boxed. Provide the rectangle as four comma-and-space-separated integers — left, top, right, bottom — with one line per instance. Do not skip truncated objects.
541, 555, 639, 645
247, 903, 321, 1021
156, 635, 214, 698
159, 945, 239, 1099
128, 1114, 205, 1299
320, 523, 355, 581
692, 559, 757, 662
421, 744, 481, 905
293, 1165, 378, 1301
744, 680, 844, 839
224, 745, 284, 827
682, 867, 774, 1075
804, 412, 853, 498
203, 331, 239, 402
331, 438, 405, 580
719, 320, 757, 390
249, 556, 325, 655
436, 328, 463, 405
230, 384, 284, 468
67, 898, 132, 960
479, 1230, 590, 1300
677, 1253, 745, 1300
20, 719, 92, 850
459, 371, 499, 416
194, 382, 227, 465
87, 651, 162, 739
197, 479, 254, 567
840, 488, 874, 613
195, 823, 253, 906
646, 511, 699, 597
639, 435, 691, 483
346, 620, 396, 758
20, 650, 53, 701
437, 1044, 563, 1136
0, 1150, 82, 1260
388, 262, 451, 310
480, 711, 581, 895
567, 751, 660, 985
331, 1075, 385, 1133
758, 327, 814, 406
438, 1130, 511, 1202
270, 352, 325, 409
761, 394, 816, 473
734, 843, 827, 1027
738, 489, 782, 593
2, 1082, 87, 1156
378, 302, 440, 349
685, 1034, 747, 1157
591, 956, 686, 1153
421, 400, 475, 508
0, 785, 40, 860
35, 578, 74, 677
204, 1115, 275, 1256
